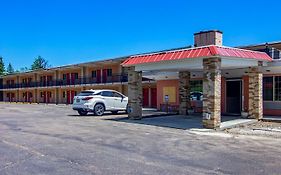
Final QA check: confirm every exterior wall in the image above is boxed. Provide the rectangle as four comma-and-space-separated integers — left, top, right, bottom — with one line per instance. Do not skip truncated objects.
3, 77, 17, 85
18, 89, 36, 103
59, 68, 81, 79
38, 89, 56, 103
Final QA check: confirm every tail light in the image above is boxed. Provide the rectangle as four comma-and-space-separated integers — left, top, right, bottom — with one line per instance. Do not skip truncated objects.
82, 97, 93, 101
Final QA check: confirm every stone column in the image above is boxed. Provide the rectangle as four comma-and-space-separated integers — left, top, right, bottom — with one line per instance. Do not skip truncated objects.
179, 71, 191, 115
202, 57, 221, 129
248, 67, 263, 119
127, 67, 142, 119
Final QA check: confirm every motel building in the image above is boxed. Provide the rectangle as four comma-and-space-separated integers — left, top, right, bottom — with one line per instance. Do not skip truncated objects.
1, 30, 281, 129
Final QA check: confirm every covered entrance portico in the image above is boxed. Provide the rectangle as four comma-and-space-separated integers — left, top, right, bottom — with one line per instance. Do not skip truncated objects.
122, 45, 272, 129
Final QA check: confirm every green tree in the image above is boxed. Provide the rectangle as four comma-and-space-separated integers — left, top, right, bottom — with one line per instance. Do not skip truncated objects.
6, 63, 15, 74
31, 56, 49, 70
0, 57, 5, 76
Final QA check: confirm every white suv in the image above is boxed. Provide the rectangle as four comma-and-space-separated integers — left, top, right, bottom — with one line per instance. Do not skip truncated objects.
72, 89, 128, 116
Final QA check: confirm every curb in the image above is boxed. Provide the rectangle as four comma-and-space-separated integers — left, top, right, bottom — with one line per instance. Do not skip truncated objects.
262, 118, 281, 123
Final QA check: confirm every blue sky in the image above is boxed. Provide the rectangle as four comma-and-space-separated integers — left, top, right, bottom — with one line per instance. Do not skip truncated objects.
0, 0, 280, 70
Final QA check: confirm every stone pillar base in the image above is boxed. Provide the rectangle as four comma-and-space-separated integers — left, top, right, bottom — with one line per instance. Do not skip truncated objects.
127, 67, 142, 120
248, 67, 263, 119
202, 57, 221, 129
179, 71, 191, 115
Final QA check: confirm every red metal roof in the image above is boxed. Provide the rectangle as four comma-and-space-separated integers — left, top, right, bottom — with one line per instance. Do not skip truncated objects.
122, 45, 272, 66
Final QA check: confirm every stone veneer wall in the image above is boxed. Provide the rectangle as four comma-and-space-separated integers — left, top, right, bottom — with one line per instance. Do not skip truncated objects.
248, 67, 263, 119
202, 57, 221, 129
127, 67, 143, 119
179, 71, 191, 115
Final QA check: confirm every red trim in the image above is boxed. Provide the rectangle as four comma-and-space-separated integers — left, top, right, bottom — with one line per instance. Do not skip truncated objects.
122, 45, 272, 66
264, 109, 281, 116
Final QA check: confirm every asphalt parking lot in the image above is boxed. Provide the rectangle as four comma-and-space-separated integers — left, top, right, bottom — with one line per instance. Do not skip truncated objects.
0, 103, 281, 175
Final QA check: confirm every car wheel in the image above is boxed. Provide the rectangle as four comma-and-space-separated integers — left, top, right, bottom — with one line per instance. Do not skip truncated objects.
94, 104, 105, 116
78, 110, 88, 116
111, 111, 118, 115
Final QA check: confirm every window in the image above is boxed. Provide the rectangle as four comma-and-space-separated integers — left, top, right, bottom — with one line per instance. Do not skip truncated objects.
92, 71, 97, 78
190, 80, 203, 92
78, 91, 95, 96
102, 91, 113, 97
107, 69, 112, 76
113, 92, 123, 98
74, 73, 79, 79
275, 76, 281, 101
263, 77, 273, 101
63, 74, 67, 80
41, 92, 44, 97
63, 91, 66, 98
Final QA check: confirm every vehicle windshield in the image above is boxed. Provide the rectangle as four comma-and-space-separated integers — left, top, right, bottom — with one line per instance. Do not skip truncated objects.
77, 91, 96, 96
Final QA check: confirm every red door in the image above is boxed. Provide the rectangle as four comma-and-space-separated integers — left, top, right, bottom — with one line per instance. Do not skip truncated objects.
151, 88, 157, 108
11, 93, 15, 102
71, 91, 75, 104
96, 70, 101, 83
102, 69, 107, 83
47, 92, 51, 103
28, 92, 32, 103
43, 91, 47, 103
24, 92, 28, 102
71, 73, 76, 85
142, 88, 149, 107
66, 73, 70, 85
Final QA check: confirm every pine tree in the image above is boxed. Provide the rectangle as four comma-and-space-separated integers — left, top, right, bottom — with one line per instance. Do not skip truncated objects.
31, 56, 49, 70
6, 63, 14, 74
0, 57, 5, 76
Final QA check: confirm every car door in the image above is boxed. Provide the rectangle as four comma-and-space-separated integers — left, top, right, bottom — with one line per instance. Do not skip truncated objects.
101, 91, 115, 110
113, 92, 127, 109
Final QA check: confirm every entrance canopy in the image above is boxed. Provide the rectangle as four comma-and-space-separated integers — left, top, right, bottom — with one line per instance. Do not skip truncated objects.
122, 45, 272, 71
123, 44, 272, 129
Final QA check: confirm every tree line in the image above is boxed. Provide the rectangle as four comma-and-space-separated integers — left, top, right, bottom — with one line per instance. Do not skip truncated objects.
0, 56, 50, 76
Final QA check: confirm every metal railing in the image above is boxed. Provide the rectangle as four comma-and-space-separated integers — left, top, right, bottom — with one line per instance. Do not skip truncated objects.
0, 74, 129, 89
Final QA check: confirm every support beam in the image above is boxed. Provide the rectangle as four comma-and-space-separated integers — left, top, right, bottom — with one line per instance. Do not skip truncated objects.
248, 67, 263, 119
202, 57, 221, 129
179, 71, 191, 115
127, 67, 142, 119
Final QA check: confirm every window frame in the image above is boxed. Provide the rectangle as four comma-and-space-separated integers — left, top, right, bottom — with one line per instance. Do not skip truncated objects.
263, 76, 274, 101
92, 70, 97, 78
107, 69, 113, 77
263, 75, 281, 102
